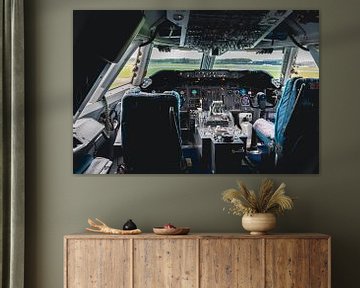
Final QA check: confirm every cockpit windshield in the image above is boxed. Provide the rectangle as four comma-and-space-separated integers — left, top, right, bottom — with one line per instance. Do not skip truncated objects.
146, 47, 202, 77
213, 50, 284, 78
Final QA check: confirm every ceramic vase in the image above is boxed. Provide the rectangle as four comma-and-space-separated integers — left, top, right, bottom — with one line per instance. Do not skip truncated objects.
242, 213, 276, 235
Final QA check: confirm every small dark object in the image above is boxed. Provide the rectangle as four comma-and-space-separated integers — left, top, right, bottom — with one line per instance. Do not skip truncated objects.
123, 219, 137, 230
221, 133, 234, 142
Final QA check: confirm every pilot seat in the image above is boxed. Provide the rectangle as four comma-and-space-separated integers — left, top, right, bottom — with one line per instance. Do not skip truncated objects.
253, 77, 319, 173
120, 91, 184, 173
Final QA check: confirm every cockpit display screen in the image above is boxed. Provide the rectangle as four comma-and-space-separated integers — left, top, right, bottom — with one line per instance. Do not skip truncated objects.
191, 89, 199, 97
240, 95, 250, 106
239, 88, 247, 96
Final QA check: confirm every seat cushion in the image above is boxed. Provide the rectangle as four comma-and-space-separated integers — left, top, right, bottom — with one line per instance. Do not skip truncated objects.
253, 118, 275, 145
73, 153, 93, 174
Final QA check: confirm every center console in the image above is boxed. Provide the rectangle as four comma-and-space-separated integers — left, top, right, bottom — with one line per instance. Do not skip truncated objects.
194, 101, 248, 173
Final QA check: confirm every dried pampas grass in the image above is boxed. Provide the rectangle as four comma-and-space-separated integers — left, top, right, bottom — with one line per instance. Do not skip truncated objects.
222, 179, 294, 216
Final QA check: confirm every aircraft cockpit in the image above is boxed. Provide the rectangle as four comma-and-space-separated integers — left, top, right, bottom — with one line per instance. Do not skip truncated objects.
73, 10, 319, 174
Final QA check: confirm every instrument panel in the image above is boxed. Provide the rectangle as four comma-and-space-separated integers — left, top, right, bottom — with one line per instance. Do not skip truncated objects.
176, 85, 259, 111
145, 70, 280, 111
179, 70, 248, 79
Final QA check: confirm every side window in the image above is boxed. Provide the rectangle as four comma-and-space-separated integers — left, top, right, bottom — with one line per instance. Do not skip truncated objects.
292, 49, 319, 78
109, 48, 139, 90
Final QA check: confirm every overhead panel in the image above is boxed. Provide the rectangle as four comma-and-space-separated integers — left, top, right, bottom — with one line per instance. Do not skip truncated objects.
180, 10, 292, 52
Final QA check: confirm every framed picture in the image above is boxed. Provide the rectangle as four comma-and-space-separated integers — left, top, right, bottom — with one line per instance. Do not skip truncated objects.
73, 10, 319, 174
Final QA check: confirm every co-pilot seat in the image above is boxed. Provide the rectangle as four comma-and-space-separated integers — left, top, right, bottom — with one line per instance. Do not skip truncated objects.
254, 78, 319, 173
120, 91, 184, 173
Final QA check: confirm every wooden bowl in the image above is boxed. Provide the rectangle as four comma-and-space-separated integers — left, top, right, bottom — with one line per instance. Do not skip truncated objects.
153, 227, 190, 235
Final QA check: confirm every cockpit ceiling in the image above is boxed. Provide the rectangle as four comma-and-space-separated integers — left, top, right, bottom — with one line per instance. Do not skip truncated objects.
152, 10, 319, 53
185, 10, 288, 51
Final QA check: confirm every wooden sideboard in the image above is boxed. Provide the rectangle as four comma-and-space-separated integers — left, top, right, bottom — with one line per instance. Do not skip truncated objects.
64, 233, 330, 288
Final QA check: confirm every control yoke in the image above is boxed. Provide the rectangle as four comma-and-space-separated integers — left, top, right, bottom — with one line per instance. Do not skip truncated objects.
250, 92, 276, 110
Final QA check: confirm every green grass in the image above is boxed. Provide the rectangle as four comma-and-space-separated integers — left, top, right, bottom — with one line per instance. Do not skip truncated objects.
147, 63, 201, 75
292, 66, 319, 78
109, 62, 319, 90
214, 64, 281, 77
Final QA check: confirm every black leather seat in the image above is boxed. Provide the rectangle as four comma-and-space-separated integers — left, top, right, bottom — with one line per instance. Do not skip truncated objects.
275, 78, 320, 173
120, 91, 184, 173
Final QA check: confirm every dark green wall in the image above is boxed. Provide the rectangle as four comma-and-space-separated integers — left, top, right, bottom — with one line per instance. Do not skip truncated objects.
25, 0, 360, 287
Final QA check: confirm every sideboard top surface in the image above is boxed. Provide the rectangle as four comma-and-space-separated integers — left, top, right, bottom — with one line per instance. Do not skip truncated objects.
64, 232, 330, 240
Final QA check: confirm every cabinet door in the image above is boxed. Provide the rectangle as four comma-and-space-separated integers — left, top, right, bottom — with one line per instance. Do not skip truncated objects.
133, 239, 198, 288
265, 239, 310, 288
200, 239, 264, 288
309, 239, 330, 288
66, 239, 131, 288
